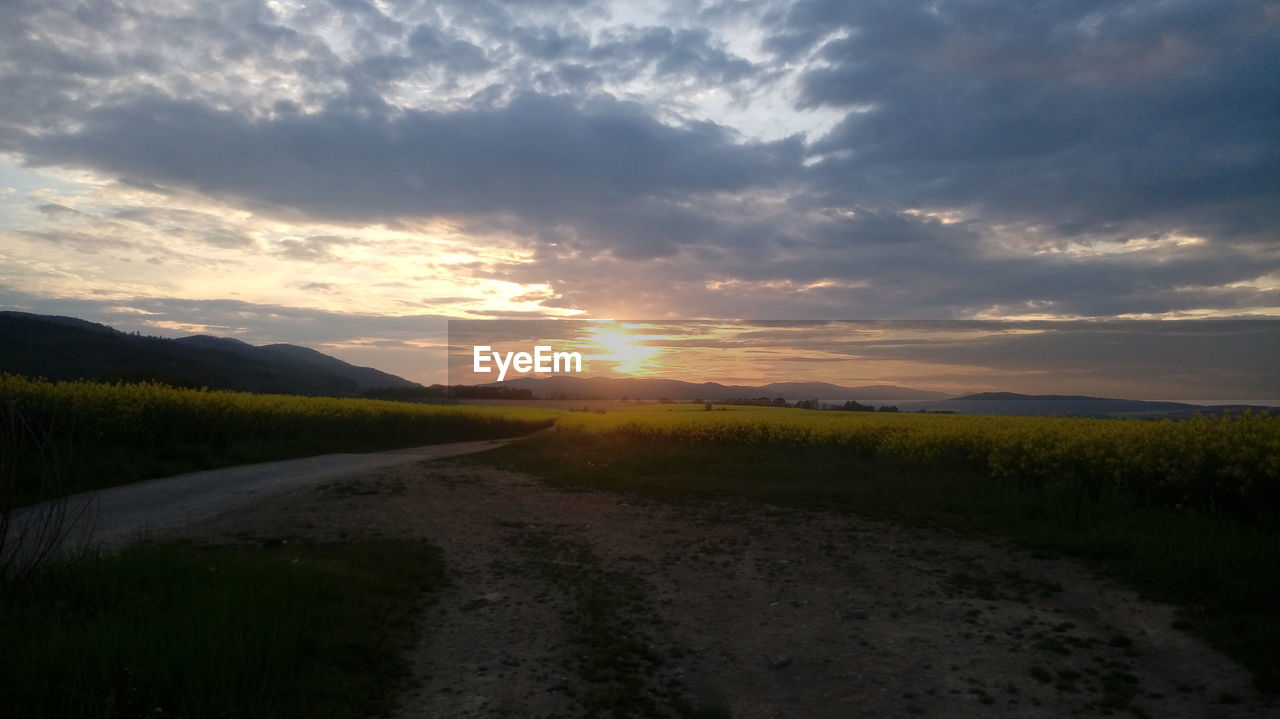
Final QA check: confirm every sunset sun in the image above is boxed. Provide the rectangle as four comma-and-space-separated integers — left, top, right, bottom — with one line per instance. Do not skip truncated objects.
582, 325, 663, 376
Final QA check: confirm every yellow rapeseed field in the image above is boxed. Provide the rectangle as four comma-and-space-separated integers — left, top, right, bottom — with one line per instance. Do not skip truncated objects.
0, 375, 558, 496
0, 374, 557, 447
558, 404, 1280, 519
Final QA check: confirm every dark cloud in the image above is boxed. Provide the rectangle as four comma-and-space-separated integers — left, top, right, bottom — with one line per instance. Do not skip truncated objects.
406, 24, 493, 75
807, 320, 1280, 399
781, 0, 1280, 244
36, 203, 80, 218
51, 206, 262, 250
22, 92, 801, 259
275, 235, 357, 263
297, 281, 337, 293
502, 211, 1279, 319
589, 26, 759, 84
12, 229, 137, 255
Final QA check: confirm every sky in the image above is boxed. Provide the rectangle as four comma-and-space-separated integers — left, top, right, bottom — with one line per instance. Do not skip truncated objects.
1, 0, 1278, 386
447, 320, 1280, 398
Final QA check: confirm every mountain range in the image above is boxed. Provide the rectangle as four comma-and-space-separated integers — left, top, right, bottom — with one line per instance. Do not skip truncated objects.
490, 375, 950, 400
944, 392, 1277, 417
0, 311, 417, 395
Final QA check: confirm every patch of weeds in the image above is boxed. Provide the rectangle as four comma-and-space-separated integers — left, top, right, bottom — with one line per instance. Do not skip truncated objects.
1128, 704, 1154, 719
1098, 668, 1142, 710
313, 478, 406, 498
1108, 633, 1134, 648
222, 532, 311, 548
0, 541, 444, 719
670, 698, 734, 719
999, 570, 1063, 599
1030, 665, 1053, 683
946, 572, 999, 601
435, 471, 484, 488
1035, 635, 1073, 656
945, 569, 1062, 604
1055, 668, 1083, 693
967, 687, 996, 704
498, 528, 695, 717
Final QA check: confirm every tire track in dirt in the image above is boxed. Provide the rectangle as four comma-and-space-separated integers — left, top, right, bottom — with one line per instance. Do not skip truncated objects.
173, 460, 1276, 718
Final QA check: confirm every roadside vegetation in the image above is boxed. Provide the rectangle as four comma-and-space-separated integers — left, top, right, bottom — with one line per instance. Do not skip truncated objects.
0, 376, 499, 719
556, 404, 1280, 522
0, 540, 444, 719
0, 374, 558, 501
477, 404, 1280, 692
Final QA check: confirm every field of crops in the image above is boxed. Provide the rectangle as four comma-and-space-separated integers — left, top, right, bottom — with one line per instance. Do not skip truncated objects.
0, 375, 557, 498
6, 374, 1278, 523
558, 404, 1280, 522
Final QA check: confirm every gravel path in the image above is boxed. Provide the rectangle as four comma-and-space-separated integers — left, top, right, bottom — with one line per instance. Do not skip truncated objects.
6, 436, 527, 554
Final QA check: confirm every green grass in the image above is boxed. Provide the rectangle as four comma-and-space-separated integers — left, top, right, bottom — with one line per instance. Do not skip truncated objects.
0, 541, 445, 719
476, 431, 1280, 692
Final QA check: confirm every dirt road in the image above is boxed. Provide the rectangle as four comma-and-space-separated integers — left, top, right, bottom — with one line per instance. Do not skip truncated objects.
174, 457, 1275, 718
7, 437, 525, 553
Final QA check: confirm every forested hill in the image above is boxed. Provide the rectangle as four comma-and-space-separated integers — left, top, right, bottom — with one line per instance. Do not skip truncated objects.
0, 311, 418, 396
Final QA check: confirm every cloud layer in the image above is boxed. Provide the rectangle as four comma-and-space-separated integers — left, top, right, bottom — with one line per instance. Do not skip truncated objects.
2, 0, 1278, 365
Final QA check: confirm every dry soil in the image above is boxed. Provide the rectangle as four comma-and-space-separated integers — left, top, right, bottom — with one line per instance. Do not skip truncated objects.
173, 458, 1275, 718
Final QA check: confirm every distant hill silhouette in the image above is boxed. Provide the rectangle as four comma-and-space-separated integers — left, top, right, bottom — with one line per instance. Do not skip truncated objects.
947, 392, 1276, 417
0, 311, 418, 395
487, 380, 1274, 416
490, 375, 949, 400
955, 392, 1103, 401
